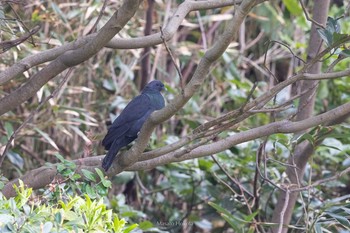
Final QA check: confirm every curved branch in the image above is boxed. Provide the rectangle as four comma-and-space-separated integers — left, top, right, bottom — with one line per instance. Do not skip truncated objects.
129, 101, 350, 170
3, 99, 349, 198
0, 0, 143, 116
0, 0, 239, 85
1, 0, 263, 198
104, 0, 262, 175
303, 68, 350, 80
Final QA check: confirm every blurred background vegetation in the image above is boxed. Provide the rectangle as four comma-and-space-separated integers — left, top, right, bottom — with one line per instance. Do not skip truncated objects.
1, 0, 350, 232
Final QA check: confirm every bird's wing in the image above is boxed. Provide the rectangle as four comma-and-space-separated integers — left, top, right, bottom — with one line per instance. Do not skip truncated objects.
102, 94, 152, 149
117, 94, 152, 124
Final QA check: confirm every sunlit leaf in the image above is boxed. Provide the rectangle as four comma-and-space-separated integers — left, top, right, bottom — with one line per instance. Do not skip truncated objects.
282, 0, 303, 16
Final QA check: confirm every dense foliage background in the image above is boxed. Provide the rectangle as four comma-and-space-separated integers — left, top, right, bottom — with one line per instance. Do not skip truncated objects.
1, 0, 350, 232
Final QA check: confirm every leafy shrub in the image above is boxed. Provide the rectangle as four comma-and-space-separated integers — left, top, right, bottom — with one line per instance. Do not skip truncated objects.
0, 180, 138, 233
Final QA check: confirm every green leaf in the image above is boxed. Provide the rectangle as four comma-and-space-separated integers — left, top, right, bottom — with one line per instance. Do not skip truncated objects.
4, 122, 14, 139
333, 33, 348, 44
54, 212, 62, 224
138, 221, 153, 230
112, 215, 126, 233
57, 164, 65, 173
208, 201, 228, 214
96, 184, 108, 196
326, 212, 350, 228
95, 168, 112, 188
244, 211, 259, 222
297, 133, 315, 145
123, 223, 138, 233
326, 17, 340, 34
71, 173, 81, 181
340, 49, 350, 57
317, 28, 333, 47
82, 169, 96, 182
64, 160, 76, 170
54, 153, 65, 163
222, 214, 242, 231
209, 201, 255, 231
85, 184, 97, 199
198, 159, 213, 171
282, 0, 302, 16
95, 168, 105, 180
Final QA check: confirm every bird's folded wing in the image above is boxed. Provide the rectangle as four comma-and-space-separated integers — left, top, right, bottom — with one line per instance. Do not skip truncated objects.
102, 94, 152, 149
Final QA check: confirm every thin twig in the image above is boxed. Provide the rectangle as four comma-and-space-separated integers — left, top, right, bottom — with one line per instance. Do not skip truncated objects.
196, 11, 207, 50
159, 26, 184, 94
87, 0, 109, 35
240, 81, 258, 112
278, 187, 290, 233
269, 40, 306, 64
212, 172, 240, 197
8, 3, 36, 45
254, 142, 265, 213
299, 0, 325, 29
245, 30, 264, 50
0, 25, 41, 53
211, 160, 254, 215
290, 150, 308, 230
263, 40, 305, 83
291, 165, 350, 192
263, 41, 279, 83
326, 54, 346, 72
135, 172, 150, 194
211, 155, 254, 198
255, 151, 286, 192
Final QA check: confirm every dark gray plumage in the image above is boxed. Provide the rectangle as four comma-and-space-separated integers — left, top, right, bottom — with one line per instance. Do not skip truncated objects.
102, 80, 165, 171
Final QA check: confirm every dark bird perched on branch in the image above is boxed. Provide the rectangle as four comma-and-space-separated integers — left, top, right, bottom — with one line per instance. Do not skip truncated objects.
102, 80, 165, 171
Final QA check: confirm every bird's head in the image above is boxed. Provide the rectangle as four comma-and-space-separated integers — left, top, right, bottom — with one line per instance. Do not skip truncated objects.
143, 80, 165, 93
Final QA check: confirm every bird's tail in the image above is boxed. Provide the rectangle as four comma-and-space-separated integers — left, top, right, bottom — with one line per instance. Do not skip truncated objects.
102, 139, 122, 171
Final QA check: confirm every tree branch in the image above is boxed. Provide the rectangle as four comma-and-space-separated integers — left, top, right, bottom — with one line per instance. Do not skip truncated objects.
0, 0, 143, 116
270, 0, 331, 231
2, 98, 349, 198
0, 0, 240, 85
104, 0, 262, 175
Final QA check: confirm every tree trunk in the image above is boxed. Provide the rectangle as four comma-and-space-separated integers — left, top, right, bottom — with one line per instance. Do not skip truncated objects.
270, 1, 330, 232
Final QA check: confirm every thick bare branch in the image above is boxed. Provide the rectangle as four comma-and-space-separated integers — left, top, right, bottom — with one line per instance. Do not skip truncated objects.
0, 0, 239, 85
129, 101, 350, 170
2, 98, 349, 198
104, 0, 262, 175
